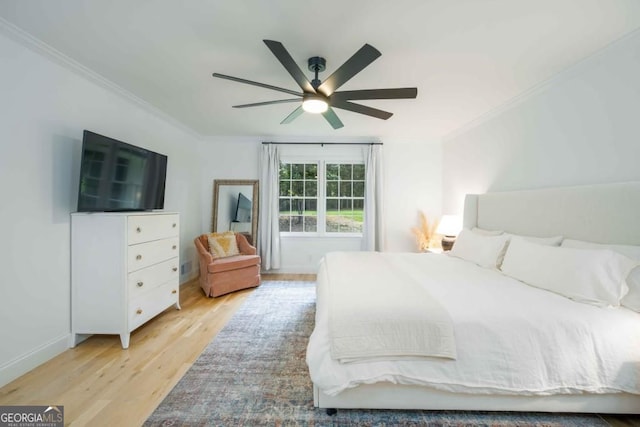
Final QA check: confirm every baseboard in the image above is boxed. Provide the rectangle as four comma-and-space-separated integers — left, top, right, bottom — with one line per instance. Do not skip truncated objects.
262, 266, 318, 275
0, 334, 70, 388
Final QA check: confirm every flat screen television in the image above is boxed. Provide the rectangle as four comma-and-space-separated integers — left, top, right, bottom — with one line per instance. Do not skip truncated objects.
233, 192, 252, 223
76, 130, 167, 212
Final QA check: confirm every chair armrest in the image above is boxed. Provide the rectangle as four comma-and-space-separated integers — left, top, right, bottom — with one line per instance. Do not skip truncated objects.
194, 236, 215, 264
236, 233, 257, 255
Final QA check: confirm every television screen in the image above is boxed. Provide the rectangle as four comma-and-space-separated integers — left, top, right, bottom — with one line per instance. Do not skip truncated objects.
77, 130, 167, 212
233, 192, 252, 222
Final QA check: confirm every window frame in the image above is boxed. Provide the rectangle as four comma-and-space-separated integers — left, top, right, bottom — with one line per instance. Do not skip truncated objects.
279, 155, 365, 238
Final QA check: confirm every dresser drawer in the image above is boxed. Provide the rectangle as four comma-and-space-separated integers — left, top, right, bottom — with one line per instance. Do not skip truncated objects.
129, 281, 179, 331
128, 257, 179, 298
127, 214, 179, 245
128, 237, 179, 272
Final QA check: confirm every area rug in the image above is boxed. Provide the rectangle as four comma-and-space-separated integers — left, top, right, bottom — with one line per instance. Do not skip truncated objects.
145, 281, 609, 426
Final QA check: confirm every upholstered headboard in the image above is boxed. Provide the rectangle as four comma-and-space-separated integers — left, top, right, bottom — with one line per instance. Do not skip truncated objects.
463, 181, 640, 245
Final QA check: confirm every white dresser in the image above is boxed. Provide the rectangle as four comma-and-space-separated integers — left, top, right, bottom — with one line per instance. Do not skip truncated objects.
71, 211, 181, 349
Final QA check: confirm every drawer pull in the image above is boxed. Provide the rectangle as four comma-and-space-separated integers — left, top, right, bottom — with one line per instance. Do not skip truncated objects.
172, 267, 178, 272
172, 223, 177, 228
136, 309, 143, 315
137, 281, 144, 287
136, 227, 142, 233
171, 289, 177, 294
172, 245, 177, 250
136, 255, 142, 261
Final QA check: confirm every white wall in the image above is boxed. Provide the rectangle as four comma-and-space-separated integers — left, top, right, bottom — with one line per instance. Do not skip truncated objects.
442, 31, 640, 214
198, 137, 442, 272
384, 140, 443, 251
0, 32, 201, 386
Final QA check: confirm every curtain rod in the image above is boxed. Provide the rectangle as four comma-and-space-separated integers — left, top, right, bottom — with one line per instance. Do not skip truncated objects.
262, 141, 382, 146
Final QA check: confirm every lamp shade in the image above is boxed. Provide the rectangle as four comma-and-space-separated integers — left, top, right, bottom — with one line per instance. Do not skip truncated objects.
436, 214, 462, 237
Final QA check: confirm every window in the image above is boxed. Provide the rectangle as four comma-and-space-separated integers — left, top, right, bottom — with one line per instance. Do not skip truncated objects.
279, 161, 364, 235
279, 163, 318, 233
325, 163, 365, 233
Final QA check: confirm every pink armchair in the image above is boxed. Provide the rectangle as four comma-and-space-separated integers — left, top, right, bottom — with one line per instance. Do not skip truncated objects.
194, 233, 261, 297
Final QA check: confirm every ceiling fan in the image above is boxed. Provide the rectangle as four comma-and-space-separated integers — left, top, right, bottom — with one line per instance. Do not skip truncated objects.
212, 40, 418, 129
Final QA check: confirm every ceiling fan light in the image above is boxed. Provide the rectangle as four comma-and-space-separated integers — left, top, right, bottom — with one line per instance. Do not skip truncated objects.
302, 95, 328, 114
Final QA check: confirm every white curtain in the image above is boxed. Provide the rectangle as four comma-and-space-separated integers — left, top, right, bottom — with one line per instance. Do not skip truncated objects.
362, 144, 385, 251
258, 144, 281, 270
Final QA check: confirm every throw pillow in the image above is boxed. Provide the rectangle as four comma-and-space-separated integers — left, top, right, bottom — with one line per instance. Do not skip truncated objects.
208, 231, 240, 258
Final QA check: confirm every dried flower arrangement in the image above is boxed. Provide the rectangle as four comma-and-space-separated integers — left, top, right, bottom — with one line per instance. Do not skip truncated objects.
411, 211, 439, 252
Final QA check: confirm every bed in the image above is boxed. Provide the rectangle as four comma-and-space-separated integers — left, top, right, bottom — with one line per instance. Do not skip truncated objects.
306, 181, 640, 413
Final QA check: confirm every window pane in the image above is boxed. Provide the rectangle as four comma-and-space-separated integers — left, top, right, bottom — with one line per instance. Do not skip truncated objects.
326, 198, 338, 212
339, 164, 352, 180
291, 181, 304, 196
279, 215, 291, 232
292, 164, 304, 179
326, 211, 340, 232
340, 199, 352, 210
305, 199, 317, 212
353, 164, 365, 180
279, 163, 291, 179
304, 216, 317, 232
353, 181, 365, 197
279, 199, 291, 213
305, 180, 317, 197
290, 214, 303, 232
305, 164, 317, 179
292, 198, 304, 214
341, 222, 357, 233
326, 164, 339, 180
326, 181, 338, 197
340, 181, 352, 197
280, 181, 290, 197
353, 198, 364, 210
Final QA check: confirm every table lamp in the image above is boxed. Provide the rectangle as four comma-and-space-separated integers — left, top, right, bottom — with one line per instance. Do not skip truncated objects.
436, 215, 462, 251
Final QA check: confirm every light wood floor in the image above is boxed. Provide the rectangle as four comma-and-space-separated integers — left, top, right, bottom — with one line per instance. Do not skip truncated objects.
0, 274, 314, 426
0, 273, 637, 427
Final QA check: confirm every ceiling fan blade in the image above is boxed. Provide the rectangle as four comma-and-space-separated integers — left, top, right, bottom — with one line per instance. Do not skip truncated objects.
212, 73, 303, 97
233, 99, 300, 108
263, 40, 315, 94
281, 106, 304, 124
331, 87, 417, 101
317, 44, 381, 96
322, 108, 344, 129
330, 99, 393, 120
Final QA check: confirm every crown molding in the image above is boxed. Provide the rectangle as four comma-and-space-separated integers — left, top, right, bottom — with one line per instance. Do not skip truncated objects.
0, 17, 202, 140
443, 27, 640, 142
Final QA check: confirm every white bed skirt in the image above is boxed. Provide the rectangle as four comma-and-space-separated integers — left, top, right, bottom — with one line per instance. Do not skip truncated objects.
314, 383, 640, 414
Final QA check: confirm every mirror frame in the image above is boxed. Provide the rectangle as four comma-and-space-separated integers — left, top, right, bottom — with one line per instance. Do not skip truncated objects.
211, 179, 259, 244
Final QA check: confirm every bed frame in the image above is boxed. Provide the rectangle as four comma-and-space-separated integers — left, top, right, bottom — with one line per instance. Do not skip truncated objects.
314, 181, 640, 413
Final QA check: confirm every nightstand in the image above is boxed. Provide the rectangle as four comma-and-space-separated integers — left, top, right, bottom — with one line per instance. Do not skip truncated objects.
424, 248, 444, 254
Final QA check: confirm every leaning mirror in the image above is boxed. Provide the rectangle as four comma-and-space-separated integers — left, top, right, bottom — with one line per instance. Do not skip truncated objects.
212, 179, 259, 245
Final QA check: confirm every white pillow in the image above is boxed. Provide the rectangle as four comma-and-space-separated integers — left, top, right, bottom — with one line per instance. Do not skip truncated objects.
449, 229, 510, 269
562, 239, 640, 312
496, 233, 564, 268
471, 227, 503, 236
507, 234, 563, 246
501, 238, 636, 307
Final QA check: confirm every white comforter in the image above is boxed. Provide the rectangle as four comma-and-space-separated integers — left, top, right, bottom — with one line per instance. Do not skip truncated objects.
306, 252, 640, 397
323, 252, 456, 363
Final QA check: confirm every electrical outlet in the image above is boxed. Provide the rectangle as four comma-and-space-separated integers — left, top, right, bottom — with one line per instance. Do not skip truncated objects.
180, 261, 192, 275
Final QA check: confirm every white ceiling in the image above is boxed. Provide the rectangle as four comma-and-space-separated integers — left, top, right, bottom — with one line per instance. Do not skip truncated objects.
2, 0, 640, 140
